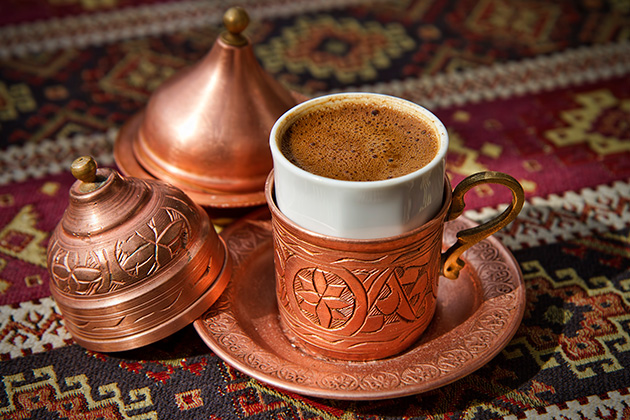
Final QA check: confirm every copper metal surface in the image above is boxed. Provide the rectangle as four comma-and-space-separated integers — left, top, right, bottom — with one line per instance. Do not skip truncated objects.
194, 207, 526, 400
47, 157, 231, 352
264, 172, 524, 361
114, 7, 302, 208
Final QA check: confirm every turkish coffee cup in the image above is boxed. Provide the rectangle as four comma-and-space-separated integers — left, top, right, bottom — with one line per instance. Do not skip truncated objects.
266, 93, 524, 361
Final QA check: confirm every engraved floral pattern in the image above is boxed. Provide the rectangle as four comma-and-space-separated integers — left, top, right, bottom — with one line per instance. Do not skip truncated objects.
226, 219, 273, 267
115, 208, 188, 279
361, 372, 401, 389
294, 267, 355, 329
49, 248, 112, 295
49, 205, 192, 298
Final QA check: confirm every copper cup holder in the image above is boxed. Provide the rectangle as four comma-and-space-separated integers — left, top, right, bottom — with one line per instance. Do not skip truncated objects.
264, 171, 524, 361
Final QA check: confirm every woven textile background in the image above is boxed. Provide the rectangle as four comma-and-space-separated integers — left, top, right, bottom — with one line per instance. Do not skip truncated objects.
1, 0, 629, 418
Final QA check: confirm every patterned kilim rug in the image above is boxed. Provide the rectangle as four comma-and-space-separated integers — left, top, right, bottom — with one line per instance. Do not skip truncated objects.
1, 0, 630, 418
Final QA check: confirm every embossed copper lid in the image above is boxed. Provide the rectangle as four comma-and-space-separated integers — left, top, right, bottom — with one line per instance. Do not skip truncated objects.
114, 7, 303, 208
47, 157, 232, 352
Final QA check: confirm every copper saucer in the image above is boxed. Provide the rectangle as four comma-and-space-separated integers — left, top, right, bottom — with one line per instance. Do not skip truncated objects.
194, 208, 525, 400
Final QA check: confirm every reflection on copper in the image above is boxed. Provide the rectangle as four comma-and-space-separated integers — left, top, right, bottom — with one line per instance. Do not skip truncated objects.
47, 157, 231, 352
115, 7, 303, 208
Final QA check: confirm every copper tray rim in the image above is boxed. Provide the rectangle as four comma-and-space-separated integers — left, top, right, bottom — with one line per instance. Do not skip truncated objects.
194, 208, 526, 400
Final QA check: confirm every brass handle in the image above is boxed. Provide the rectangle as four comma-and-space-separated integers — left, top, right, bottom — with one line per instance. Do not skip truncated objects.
441, 171, 524, 280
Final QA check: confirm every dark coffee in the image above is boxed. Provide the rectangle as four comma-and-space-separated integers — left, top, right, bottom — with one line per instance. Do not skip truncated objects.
280, 101, 439, 181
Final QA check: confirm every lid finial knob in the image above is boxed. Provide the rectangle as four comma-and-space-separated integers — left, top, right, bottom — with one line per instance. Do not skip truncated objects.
72, 156, 97, 183
221, 7, 250, 46
71, 156, 103, 192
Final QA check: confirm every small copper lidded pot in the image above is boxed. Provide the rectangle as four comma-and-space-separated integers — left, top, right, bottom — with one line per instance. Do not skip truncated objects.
47, 157, 232, 352
266, 93, 525, 361
114, 7, 302, 208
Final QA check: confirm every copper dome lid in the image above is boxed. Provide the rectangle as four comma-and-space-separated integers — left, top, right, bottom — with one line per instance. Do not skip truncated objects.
114, 7, 303, 208
47, 157, 231, 352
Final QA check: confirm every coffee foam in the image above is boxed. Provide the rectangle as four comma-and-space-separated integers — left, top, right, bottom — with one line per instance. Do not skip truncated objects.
280, 100, 439, 182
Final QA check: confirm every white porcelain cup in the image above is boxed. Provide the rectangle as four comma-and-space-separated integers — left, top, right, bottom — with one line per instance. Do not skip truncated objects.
269, 92, 448, 239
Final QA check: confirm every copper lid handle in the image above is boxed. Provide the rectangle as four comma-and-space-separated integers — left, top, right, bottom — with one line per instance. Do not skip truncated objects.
71, 156, 97, 182
71, 156, 105, 192
221, 7, 249, 47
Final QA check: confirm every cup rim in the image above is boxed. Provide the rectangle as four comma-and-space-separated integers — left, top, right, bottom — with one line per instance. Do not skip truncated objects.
269, 92, 448, 189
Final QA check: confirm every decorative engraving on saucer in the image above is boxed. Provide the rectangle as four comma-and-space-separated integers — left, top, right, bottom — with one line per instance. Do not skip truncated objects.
194, 208, 526, 400
400, 364, 441, 385
225, 219, 273, 266
319, 373, 359, 391
361, 372, 400, 390
48, 157, 231, 352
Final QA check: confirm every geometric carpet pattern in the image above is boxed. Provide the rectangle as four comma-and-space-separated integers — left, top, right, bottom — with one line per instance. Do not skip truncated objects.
1, 0, 630, 419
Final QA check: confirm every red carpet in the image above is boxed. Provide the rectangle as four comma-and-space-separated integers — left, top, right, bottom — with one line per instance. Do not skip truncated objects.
1, 0, 629, 418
